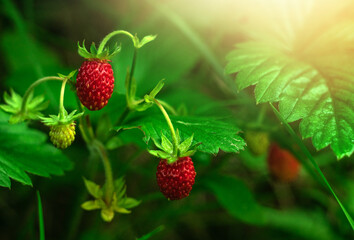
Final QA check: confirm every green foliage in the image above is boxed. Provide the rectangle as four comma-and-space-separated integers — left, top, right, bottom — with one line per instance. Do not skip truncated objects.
0, 111, 72, 188
204, 174, 341, 240
225, 2, 354, 159
120, 114, 245, 154
0, 89, 48, 124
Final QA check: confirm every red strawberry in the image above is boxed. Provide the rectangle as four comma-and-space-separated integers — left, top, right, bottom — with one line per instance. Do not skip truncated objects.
76, 59, 114, 111
156, 156, 196, 200
267, 144, 300, 182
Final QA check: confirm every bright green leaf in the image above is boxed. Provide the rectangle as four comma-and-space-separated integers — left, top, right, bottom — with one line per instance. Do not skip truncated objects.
225, 2, 354, 159
119, 114, 245, 154
0, 111, 72, 188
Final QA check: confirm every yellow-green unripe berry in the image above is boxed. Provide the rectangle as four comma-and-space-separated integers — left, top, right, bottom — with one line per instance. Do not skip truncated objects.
245, 131, 270, 156
49, 123, 76, 149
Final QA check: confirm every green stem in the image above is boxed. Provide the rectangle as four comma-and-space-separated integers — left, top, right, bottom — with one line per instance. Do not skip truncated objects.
97, 30, 138, 54
153, 98, 178, 156
93, 140, 114, 204
157, 99, 177, 115
256, 104, 267, 126
59, 78, 68, 119
126, 48, 138, 108
21, 76, 63, 113
270, 103, 354, 230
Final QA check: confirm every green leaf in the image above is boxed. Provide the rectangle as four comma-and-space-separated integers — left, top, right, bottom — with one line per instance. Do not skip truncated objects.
205, 174, 265, 224
204, 174, 341, 239
120, 114, 245, 154
1, 89, 49, 124
0, 111, 72, 188
83, 178, 103, 199
138, 35, 157, 48
225, 2, 354, 159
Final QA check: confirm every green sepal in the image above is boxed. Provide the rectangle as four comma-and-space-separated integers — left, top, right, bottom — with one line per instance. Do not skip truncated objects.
148, 132, 198, 163
90, 42, 97, 55
178, 134, 194, 154
78, 40, 121, 60
40, 110, 84, 126
138, 35, 157, 48
101, 208, 115, 222
0, 89, 49, 124
161, 134, 173, 154
81, 176, 140, 222
148, 150, 172, 159
81, 199, 105, 210
120, 197, 141, 209
58, 70, 77, 80
83, 177, 103, 199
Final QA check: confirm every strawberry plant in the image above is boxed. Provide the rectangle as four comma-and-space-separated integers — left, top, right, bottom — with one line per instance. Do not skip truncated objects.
0, 0, 353, 239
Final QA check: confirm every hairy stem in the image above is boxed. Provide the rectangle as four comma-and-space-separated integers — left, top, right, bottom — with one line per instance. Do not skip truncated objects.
153, 98, 178, 156
21, 76, 63, 113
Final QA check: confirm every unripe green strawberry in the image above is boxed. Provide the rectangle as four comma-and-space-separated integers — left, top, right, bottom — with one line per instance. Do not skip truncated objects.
245, 130, 270, 156
156, 156, 196, 200
267, 144, 300, 182
49, 123, 76, 149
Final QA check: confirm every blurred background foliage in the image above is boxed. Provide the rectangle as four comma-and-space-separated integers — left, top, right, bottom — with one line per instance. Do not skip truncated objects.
0, 0, 353, 239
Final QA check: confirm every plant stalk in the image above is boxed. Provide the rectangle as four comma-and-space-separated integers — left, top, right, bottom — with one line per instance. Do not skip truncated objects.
59, 78, 68, 119
97, 30, 138, 54
153, 98, 178, 156
126, 47, 138, 108
21, 76, 63, 113
94, 140, 114, 204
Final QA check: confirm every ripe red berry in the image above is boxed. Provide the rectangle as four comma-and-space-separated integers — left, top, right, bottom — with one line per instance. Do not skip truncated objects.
156, 157, 196, 200
267, 144, 300, 182
76, 59, 114, 111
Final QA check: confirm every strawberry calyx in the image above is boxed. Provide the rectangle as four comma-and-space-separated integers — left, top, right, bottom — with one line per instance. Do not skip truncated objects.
81, 177, 141, 222
77, 40, 121, 60
148, 131, 200, 164
40, 109, 84, 127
